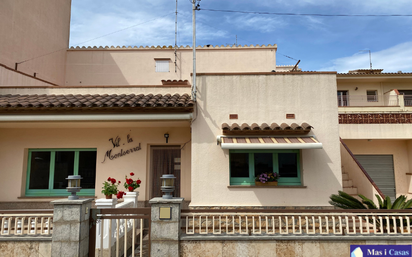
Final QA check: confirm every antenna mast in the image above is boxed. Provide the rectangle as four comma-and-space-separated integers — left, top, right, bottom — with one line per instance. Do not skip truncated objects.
369, 50, 372, 69
174, 0, 178, 73
192, 0, 200, 102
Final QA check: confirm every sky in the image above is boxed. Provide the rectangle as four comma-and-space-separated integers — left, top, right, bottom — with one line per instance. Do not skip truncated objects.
69, 0, 412, 73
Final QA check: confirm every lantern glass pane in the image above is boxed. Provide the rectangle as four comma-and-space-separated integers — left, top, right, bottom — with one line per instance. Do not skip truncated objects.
166, 178, 174, 186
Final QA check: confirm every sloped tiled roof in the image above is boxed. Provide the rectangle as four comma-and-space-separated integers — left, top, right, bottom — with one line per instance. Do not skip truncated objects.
0, 93, 194, 112
221, 122, 313, 135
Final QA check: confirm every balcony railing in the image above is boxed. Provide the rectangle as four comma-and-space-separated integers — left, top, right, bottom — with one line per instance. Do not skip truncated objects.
181, 209, 412, 238
0, 209, 53, 236
337, 95, 399, 107
403, 95, 412, 106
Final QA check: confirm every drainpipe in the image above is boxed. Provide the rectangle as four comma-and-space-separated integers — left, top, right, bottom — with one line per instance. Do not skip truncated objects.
192, 0, 197, 102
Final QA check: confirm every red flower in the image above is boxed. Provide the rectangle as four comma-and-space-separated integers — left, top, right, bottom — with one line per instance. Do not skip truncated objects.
118, 181, 121, 184
107, 177, 111, 182
136, 179, 141, 184
116, 191, 125, 199
110, 178, 116, 184
128, 186, 134, 191
126, 179, 133, 185
130, 172, 135, 176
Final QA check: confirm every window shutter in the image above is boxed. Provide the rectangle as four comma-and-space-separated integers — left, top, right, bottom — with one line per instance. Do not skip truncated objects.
156, 60, 170, 72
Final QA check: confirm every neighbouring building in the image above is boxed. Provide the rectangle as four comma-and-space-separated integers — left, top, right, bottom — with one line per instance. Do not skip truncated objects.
338, 69, 412, 201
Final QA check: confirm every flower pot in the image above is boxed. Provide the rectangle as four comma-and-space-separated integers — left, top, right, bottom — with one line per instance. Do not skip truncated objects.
105, 194, 112, 199
255, 181, 278, 186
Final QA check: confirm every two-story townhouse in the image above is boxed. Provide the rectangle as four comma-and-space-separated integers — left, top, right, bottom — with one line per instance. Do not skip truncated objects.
0, 0, 352, 210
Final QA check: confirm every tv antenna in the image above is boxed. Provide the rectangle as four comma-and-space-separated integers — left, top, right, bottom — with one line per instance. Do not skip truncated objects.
359, 49, 372, 69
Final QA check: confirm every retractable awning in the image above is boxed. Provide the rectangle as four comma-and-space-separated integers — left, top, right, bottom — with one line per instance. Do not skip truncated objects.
217, 136, 322, 150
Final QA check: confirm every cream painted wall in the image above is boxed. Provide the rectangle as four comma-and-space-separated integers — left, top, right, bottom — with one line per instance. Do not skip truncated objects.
340, 124, 412, 139
343, 139, 411, 198
0, 0, 71, 85
0, 66, 56, 87
64, 46, 277, 86
0, 126, 191, 202
0, 86, 191, 96
190, 73, 341, 206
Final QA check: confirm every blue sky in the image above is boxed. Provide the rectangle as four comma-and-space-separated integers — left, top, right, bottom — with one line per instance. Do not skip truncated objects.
70, 0, 412, 73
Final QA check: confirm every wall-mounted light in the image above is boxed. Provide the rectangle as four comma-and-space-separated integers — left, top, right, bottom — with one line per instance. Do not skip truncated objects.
164, 133, 169, 143
66, 175, 82, 200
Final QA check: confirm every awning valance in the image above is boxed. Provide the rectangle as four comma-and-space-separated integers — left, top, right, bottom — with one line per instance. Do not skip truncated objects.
217, 136, 322, 150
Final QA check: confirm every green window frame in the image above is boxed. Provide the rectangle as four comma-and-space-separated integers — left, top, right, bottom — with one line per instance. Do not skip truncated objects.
26, 148, 97, 197
229, 149, 301, 186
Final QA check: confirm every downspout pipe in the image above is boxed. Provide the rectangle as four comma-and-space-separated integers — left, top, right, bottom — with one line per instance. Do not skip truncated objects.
192, 0, 197, 102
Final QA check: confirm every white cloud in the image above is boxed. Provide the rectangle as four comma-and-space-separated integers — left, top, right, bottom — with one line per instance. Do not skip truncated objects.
320, 42, 412, 72
69, 1, 226, 47
225, 15, 286, 33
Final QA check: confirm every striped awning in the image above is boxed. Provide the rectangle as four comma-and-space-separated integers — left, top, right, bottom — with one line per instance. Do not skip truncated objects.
218, 136, 322, 150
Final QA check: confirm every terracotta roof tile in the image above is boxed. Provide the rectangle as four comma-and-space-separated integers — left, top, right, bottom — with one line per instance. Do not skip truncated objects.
221, 122, 313, 135
0, 94, 194, 112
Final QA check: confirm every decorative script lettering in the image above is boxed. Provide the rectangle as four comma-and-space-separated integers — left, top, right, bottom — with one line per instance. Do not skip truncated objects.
102, 134, 141, 163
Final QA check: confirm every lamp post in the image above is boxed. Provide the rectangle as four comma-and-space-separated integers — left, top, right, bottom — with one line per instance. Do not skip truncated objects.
66, 175, 82, 200
160, 174, 176, 199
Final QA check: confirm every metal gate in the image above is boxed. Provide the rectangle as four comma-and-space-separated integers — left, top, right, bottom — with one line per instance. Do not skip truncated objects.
89, 208, 151, 257
354, 155, 396, 200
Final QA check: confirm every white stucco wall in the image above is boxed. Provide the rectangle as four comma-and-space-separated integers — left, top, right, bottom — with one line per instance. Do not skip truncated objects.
0, 0, 71, 85
340, 124, 412, 139
190, 73, 341, 207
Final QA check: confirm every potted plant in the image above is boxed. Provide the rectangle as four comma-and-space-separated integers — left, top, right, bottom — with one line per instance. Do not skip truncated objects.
255, 172, 279, 186
124, 172, 142, 192
101, 177, 120, 199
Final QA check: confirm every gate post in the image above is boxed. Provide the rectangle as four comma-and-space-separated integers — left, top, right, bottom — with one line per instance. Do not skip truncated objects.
51, 199, 93, 257
149, 197, 184, 257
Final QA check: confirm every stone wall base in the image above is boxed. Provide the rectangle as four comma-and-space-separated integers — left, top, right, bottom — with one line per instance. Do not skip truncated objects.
0, 241, 51, 257
181, 240, 411, 257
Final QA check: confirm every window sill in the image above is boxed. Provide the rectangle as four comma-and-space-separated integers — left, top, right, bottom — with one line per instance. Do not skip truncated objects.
228, 185, 307, 188
18, 196, 97, 199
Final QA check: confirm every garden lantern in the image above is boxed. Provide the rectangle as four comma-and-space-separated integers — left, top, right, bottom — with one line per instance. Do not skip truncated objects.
66, 175, 82, 200
160, 174, 176, 199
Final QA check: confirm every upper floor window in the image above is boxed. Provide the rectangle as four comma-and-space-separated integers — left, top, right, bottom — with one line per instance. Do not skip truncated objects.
337, 91, 348, 106
26, 149, 96, 196
367, 90, 378, 102
155, 59, 170, 72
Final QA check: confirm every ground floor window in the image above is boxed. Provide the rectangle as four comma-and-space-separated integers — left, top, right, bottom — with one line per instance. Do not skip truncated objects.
230, 150, 301, 186
26, 149, 97, 196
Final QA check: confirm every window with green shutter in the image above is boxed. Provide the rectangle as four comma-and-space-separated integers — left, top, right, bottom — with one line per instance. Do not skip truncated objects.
26, 149, 97, 196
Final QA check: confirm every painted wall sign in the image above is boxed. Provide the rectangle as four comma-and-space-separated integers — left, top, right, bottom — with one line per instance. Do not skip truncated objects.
102, 134, 141, 163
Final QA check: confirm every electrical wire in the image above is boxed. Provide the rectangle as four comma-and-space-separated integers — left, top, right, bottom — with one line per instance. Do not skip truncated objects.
200, 8, 412, 17
16, 12, 176, 65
